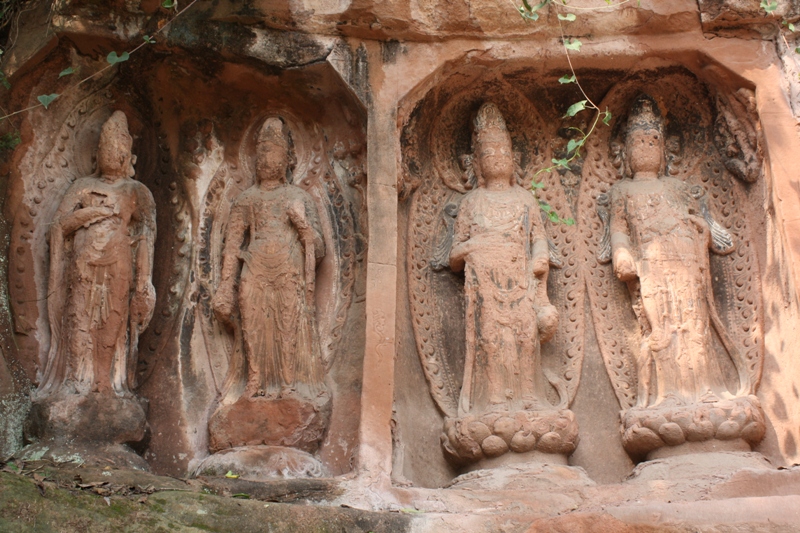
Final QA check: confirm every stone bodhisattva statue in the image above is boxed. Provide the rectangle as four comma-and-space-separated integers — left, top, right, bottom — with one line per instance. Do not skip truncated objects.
442, 103, 578, 467
603, 94, 766, 458
202, 117, 329, 478
28, 111, 156, 465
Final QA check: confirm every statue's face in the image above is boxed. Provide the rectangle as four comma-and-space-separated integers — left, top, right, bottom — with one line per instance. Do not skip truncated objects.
626, 127, 663, 175
476, 135, 514, 186
256, 141, 289, 184
98, 136, 134, 180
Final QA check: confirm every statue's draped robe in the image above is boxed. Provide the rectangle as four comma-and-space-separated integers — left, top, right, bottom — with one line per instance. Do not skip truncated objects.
40, 177, 155, 397
451, 185, 548, 417
219, 183, 325, 402
609, 177, 729, 404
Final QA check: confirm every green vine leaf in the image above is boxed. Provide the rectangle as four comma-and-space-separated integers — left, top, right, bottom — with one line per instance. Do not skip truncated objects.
162, 0, 176, 8
557, 13, 576, 22
143, 35, 156, 44
58, 67, 75, 78
566, 138, 584, 154
564, 100, 587, 118
558, 74, 576, 84
519, 0, 549, 21
602, 108, 613, 125
760, 0, 778, 13
530, 179, 545, 189
551, 157, 571, 169
564, 38, 582, 51
107, 51, 130, 65
37, 93, 58, 109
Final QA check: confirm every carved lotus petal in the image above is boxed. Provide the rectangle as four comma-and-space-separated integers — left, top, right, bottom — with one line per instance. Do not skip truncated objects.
481, 435, 509, 457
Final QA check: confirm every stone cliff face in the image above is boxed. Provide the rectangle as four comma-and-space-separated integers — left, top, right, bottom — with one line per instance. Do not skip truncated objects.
2, 1, 800, 531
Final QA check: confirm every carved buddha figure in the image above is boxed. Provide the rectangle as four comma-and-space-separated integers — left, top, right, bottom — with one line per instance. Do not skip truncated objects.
449, 103, 557, 418
39, 111, 156, 398
213, 117, 326, 402
608, 95, 742, 408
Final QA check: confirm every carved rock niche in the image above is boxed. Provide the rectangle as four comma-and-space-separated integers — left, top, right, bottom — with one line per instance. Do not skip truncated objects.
397, 62, 771, 488
7, 72, 168, 468
6, 44, 367, 477
168, 63, 367, 481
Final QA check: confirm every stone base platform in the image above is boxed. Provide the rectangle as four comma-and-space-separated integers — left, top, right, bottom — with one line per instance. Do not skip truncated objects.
442, 408, 579, 464
194, 445, 328, 481
621, 395, 766, 457
208, 392, 332, 454
25, 392, 148, 446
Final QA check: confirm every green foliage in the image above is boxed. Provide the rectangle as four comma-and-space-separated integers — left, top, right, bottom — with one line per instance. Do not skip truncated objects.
0, 132, 20, 152
106, 51, 130, 65
162, 0, 176, 9
519, 0, 550, 21
564, 99, 587, 118
143, 35, 156, 44
760, 0, 778, 14
58, 67, 75, 78
37, 94, 58, 109
513, 1, 621, 225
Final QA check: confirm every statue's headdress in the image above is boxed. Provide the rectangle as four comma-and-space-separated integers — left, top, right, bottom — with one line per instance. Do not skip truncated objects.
626, 94, 663, 135
472, 102, 511, 151
460, 103, 517, 188
257, 117, 290, 150
255, 116, 296, 181
97, 111, 134, 175
98, 110, 132, 151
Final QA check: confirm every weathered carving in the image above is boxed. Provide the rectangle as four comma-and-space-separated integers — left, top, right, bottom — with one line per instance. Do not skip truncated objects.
405, 91, 582, 468
27, 111, 156, 461
406, 79, 586, 451
594, 92, 765, 458
713, 88, 763, 184
201, 117, 331, 478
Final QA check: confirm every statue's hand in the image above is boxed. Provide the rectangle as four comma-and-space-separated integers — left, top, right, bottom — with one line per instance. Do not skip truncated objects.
131, 282, 156, 331
81, 206, 115, 226
532, 256, 549, 277
536, 304, 559, 343
212, 285, 235, 327
613, 248, 637, 281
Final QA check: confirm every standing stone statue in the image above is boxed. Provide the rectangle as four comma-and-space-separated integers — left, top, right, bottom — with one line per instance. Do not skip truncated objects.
442, 103, 578, 467
602, 94, 765, 458
27, 110, 156, 467
202, 117, 329, 479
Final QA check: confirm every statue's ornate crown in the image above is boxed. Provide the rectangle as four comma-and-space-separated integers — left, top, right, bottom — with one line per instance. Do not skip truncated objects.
258, 117, 289, 149
626, 94, 663, 134
473, 102, 511, 147
99, 110, 132, 148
